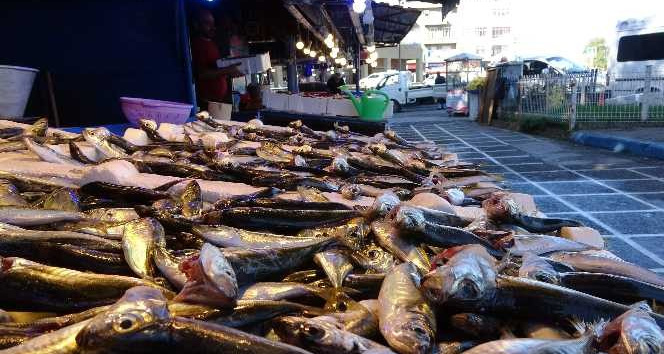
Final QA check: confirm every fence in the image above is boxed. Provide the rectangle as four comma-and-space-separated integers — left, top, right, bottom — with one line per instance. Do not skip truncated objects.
502, 66, 664, 129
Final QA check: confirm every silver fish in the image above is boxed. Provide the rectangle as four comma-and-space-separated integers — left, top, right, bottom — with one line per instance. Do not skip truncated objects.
193, 224, 320, 249
0, 207, 87, 227
82, 127, 128, 159
599, 307, 664, 354
122, 218, 161, 280
378, 262, 436, 354
519, 253, 559, 284
314, 250, 354, 289
22, 138, 83, 166
0, 180, 28, 207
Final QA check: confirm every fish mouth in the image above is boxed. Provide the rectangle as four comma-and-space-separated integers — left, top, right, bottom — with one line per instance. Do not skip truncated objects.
173, 245, 237, 308
1, 257, 13, 272
452, 279, 483, 300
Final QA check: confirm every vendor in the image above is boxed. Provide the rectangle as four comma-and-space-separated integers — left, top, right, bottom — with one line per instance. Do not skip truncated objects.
326, 73, 346, 94
191, 8, 243, 108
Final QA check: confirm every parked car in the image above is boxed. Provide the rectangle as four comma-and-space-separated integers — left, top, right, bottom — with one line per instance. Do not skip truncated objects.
375, 71, 447, 112
522, 56, 590, 76
359, 70, 397, 89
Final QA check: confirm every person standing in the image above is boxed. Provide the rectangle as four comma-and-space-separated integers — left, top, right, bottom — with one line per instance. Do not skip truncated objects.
191, 8, 243, 108
435, 73, 446, 110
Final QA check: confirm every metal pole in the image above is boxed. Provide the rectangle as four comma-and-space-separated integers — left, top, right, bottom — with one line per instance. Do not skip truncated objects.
642, 65, 652, 122
398, 44, 402, 71
287, 36, 299, 94
356, 40, 361, 92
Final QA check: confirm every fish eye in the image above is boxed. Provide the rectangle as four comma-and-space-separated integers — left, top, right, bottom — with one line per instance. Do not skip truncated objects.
336, 301, 348, 312
304, 325, 324, 340
367, 250, 378, 259
113, 314, 141, 333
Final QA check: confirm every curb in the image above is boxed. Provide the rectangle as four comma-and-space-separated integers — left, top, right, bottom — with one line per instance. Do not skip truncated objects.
570, 131, 664, 161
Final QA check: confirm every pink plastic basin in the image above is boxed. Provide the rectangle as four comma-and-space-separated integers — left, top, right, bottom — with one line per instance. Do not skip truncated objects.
120, 97, 193, 126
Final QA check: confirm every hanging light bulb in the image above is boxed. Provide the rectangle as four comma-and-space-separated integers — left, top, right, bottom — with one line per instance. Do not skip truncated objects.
296, 40, 305, 50
369, 51, 378, 61
347, 63, 354, 69
303, 44, 311, 55
366, 57, 374, 64
309, 50, 317, 58
370, 61, 378, 68
318, 55, 326, 62
367, 43, 376, 53
352, 68, 357, 73
330, 51, 337, 59
352, 0, 366, 14
339, 58, 347, 66
325, 40, 334, 49
325, 33, 333, 42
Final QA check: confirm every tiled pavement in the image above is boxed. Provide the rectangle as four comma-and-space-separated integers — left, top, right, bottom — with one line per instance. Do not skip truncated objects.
388, 106, 664, 271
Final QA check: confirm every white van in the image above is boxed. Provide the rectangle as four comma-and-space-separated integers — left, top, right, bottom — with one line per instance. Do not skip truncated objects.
607, 17, 664, 101
359, 70, 397, 90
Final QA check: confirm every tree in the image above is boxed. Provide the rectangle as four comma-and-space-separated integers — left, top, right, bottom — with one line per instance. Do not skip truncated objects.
584, 38, 608, 70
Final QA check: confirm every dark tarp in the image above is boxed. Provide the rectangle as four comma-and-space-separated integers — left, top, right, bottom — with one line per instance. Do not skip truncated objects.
371, 2, 421, 45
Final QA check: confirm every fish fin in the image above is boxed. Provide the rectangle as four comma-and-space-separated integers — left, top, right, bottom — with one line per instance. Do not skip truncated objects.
566, 317, 607, 339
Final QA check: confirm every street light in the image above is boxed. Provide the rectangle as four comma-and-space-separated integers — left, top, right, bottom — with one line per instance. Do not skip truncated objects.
339, 58, 347, 66
352, 0, 366, 14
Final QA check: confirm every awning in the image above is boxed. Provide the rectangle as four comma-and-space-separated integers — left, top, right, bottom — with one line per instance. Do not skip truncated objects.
445, 52, 483, 62
371, 2, 421, 45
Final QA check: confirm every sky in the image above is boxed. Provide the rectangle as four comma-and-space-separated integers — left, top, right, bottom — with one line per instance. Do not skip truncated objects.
510, 0, 664, 63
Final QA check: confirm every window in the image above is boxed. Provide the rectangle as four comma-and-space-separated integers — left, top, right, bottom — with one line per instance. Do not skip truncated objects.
492, 8, 509, 17
476, 46, 486, 55
618, 32, 664, 62
475, 27, 487, 37
492, 45, 504, 56
427, 24, 452, 38
492, 27, 510, 38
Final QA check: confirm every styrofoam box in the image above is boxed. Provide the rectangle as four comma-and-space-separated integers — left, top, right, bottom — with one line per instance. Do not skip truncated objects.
300, 96, 328, 115
326, 98, 359, 117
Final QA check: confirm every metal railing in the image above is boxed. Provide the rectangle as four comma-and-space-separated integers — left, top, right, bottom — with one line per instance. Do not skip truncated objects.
502, 66, 664, 129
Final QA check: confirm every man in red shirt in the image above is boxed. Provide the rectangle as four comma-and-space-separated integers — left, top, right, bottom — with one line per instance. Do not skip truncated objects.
191, 9, 243, 107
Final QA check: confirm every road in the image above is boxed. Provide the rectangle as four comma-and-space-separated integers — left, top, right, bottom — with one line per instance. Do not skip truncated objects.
388, 105, 664, 271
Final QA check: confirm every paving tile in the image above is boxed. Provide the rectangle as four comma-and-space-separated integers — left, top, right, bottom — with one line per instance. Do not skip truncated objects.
494, 156, 542, 165
481, 165, 511, 174
519, 171, 587, 182
508, 164, 563, 173
563, 214, 613, 235
505, 183, 546, 196
633, 167, 664, 178
604, 237, 662, 268
483, 149, 525, 157
578, 169, 648, 180
500, 173, 526, 183
561, 195, 654, 212
632, 237, 664, 261
456, 152, 486, 159
593, 211, 664, 235
538, 181, 616, 195
534, 196, 575, 213
631, 193, 664, 208
604, 179, 664, 193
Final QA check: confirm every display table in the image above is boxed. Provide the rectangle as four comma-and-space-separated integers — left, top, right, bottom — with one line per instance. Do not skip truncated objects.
232, 110, 386, 136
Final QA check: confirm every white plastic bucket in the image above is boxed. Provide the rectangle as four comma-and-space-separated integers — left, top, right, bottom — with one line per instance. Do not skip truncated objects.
208, 101, 233, 121
0, 65, 39, 118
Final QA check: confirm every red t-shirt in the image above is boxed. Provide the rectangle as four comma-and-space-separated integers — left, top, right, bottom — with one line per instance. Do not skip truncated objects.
191, 37, 228, 102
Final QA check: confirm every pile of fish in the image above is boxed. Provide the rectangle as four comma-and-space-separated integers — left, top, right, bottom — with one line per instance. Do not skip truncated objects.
0, 115, 663, 354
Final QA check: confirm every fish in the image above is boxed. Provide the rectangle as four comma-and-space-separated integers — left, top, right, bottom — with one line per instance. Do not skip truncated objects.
138, 119, 167, 142
222, 237, 337, 285
509, 235, 596, 256
174, 243, 238, 309
0, 171, 77, 193
122, 218, 161, 280
0, 311, 12, 324
390, 206, 499, 255
0, 181, 28, 207
153, 246, 190, 290
372, 221, 431, 272
238, 282, 329, 302
367, 192, 401, 219
435, 341, 479, 354
256, 142, 294, 164
297, 217, 370, 251
340, 184, 363, 200
483, 194, 582, 232
73, 286, 172, 354
314, 250, 354, 289
42, 188, 81, 212
0, 140, 27, 153
212, 207, 360, 234
0, 318, 91, 354
558, 272, 664, 305
85, 208, 140, 223
68, 141, 96, 164
82, 127, 129, 159
273, 316, 394, 354
518, 252, 560, 284
391, 204, 472, 229
312, 299, 380, 338
22, 138, 83, 166
0, 256, 171, 312
384, 129, 415, 148
549, 252, 664, 287
211, 299, 325, 328
459, 327, 599, 354
217, 198, 351, 211
598, 307, 664, 354
422, 245, 497, 304
193, 224, 321, 249
378, 262, 436, 354
297, 186, 330, 202
80, 182, 169, 204
347, 242, 397, 274
447, 275, 664, 327
0, 207, 87, 226
179, 180, 203, 217
449, 313, 502, 339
